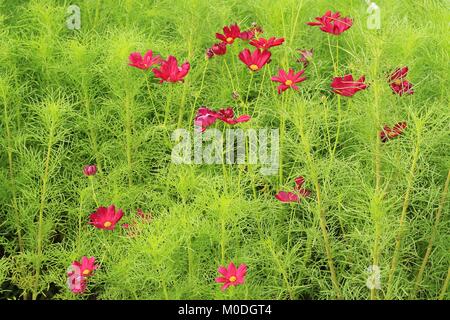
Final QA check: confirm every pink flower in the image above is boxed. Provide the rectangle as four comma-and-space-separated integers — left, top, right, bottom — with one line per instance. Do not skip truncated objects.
72, 256, 97, 277
275, 176, 311, 203
89, 205, 124, 230
194, 107, 251, 132
271, 68, 307, 94
128, 50, 162, 70
216, 24, 241, 44
307, 10, 353, 35
249, 37, 285, 51
215, 262, 247, 291
331, 74, 367, 97
67, 266, 87, 294
297, 49, 313, 68
152, 56, 190, 83
380, 122, 407, 143
388, 67, 414, 96
83, 165, 97, 176
238, 48, 271, 71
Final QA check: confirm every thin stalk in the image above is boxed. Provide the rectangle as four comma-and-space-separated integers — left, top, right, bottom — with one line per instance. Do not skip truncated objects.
163, 85, 173, 127
189, 60, 209, 124
33, 128, 55, 300
438, 266, 450, 300
2, 95, 24, 252
411, 169, 450, 298
177, 80, 189, 128
267, 240, 295, 300
278, 93, 286, 186
124, 93, 133, 187
82, 85, 102, 173
386, 130, 421, 298
88, 176, 99, 207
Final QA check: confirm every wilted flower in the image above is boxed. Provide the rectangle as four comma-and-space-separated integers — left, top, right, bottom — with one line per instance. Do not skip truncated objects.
215, 262, 247, 291
275, 176, 311, 203
297, 48, 314, 67
231, 91, 240, 100
249, 37, 285, 51
194, 107, 251, 132
216, 24, 241, 44
206, 42, 227, 59
331, 74, 367, 97
83, 165, 97, 176
271, 68, 307, 94
89, 205, 124, 230
128, 50, 162, 70
388, 67, 414, 96
152, 56, 190, 83
307, 10, 353, 35
380, 122, 407, 142
238, 48, 271, 71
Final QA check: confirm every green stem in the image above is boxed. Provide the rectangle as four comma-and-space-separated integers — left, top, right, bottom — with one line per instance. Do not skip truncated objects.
438, 267, 450, 300
124, 93, 133, 187
189, 60, 209, 124
411, 169, 450, 298
89, 176, 99, 207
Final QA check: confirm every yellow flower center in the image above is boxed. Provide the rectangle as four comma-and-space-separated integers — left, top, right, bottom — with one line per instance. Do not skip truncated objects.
249, 64, 259, 71
104, 221, 112, 228
229, 276, 237, 282
82, 269, 91, 276
226, 37, 233, 43
285, 80, 293, 86
393, 79, 402, 85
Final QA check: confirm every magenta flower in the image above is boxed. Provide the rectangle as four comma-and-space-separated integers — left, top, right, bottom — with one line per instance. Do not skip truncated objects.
194, 107, 251, 132
72, 256, 97, 277
388, 67, 414, 96
152, 56, 190, 83
331, 74, 367, 97
89, 205, 124, 230
271, 68, 307, 94
83, 165, 97, 176
215, 262, 247, 291
307, 10, 353, 35
128, 50, 162, 70
275, 176, 311, 203
67, 266, 87, 294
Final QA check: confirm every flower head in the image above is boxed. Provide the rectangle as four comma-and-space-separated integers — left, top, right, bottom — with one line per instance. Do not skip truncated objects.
388, 67, 414, 96
128, 50, 162, 70
152, 56, 190, 83
249, 37, 284, 51
72, 256, 97, 277
275, 176, 311, 203
297, 48, 314, 67
331, 74, 367, 97
83, 165, 97, 176
216, 24, 241, 44
194, 107, 251, 132
215, 262, 247, 291
239, 22, 263, 40
206, 43, 227, 59
307, 10, 353, 35
271, 68, 306, 94
89, 205, 124, 230
238, 48, 271, 72
380, 122, 407, 143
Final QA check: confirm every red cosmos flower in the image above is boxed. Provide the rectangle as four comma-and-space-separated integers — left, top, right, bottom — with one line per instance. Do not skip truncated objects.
128, 50, 162, 70
72, 256, 97, 277
307, 10, 353, 35
206, 43, 227, 59
249, 37, 285, 51
89, 205, 124, 230
380, 122, 407, 143
297, 48, 313, 68
239, 22, 263, 40
275, 176, 311, 203
271, 69, 306, 94
215, 262, 247, 291
194, 107, 251, 132
388, 67, 414, 96
83, 165, 97, 176
152, 56, 190, 83
216, 24, 241, 44
331, 74, 367, 97
238, 48, 271, 71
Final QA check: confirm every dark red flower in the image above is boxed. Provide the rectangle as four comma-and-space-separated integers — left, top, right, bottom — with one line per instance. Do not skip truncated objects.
331, 74, 367, 97
388, 67, 414, 96
216, 24, 241, 44
152, 56, 190, 83
297, 48, 313, 68
307, 10, 353, 35
83, 165, 97, 176
194, 107, 251, 132
271, 68, 306, 94
239, 22, 263, 40
275, 176, 311, 203
249, 37, 285, 50
206, 43, 227, 59
238, 48, 271, 71
89, 205, 124, 230
380, 122, 407, 143
128, 50, 162, 70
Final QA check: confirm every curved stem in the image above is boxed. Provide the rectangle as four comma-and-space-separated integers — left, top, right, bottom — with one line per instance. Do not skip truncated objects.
438, 266, 450, 300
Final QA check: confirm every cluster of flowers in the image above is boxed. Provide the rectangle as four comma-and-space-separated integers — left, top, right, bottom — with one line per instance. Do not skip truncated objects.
70, 10, 416, 294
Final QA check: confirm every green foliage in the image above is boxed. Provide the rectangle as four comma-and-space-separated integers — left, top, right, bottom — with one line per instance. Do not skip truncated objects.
0, 0, 449, 300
